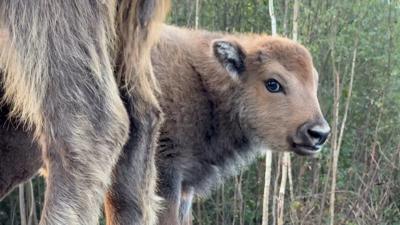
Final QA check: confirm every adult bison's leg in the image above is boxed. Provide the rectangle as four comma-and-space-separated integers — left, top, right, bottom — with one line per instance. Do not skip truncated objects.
105, 93, 163, 225
0, 1, 128, 225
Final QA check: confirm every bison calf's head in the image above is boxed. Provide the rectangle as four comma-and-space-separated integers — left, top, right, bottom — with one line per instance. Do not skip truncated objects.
212, 37, 330, 156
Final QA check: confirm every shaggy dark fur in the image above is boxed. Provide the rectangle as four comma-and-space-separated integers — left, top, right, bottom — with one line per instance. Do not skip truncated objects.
0, 99, 41, 200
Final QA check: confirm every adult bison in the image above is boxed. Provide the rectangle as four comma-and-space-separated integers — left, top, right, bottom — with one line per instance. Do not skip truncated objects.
0, 1, 169, 225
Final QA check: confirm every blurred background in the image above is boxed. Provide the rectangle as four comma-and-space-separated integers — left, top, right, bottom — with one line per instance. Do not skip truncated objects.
1, 0, 399, 224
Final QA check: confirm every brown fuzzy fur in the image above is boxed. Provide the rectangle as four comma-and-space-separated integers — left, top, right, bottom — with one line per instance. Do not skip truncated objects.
151, 25, 329, 225
0, 1, 169, 225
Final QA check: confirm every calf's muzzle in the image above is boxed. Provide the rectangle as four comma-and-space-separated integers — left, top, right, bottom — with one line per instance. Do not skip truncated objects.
292, 118, 330, 156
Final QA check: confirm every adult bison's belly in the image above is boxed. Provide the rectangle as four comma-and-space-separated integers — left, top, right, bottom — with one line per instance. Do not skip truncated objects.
0, 85, 42, 200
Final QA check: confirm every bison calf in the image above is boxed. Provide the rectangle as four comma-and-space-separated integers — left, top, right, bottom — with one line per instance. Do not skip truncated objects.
152, 25, 330, 225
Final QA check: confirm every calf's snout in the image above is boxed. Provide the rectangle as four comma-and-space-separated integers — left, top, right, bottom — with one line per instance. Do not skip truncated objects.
304, 121, 330, 146
292, 118, 330, 155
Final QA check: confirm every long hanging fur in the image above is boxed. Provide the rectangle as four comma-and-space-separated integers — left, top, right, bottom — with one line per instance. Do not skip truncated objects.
0, 1, 169, 225
116, 0, 170, 106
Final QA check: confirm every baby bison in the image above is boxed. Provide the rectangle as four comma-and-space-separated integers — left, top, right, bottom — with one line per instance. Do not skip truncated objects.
152, 25, 330, 225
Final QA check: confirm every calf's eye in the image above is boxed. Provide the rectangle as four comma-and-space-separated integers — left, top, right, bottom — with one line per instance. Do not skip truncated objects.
265, 79, 282, 93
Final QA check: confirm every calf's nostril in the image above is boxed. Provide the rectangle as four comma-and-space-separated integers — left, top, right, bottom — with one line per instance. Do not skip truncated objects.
307, 129, 329, 145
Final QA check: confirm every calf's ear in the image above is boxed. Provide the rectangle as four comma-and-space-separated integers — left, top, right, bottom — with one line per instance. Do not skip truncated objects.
212, 40, 246, 80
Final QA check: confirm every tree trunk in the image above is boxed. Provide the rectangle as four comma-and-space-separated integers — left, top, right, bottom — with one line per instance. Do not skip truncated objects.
283, 0, 289, 37
262, 153, 273, 225
287, 157, 298, 225
262, 1, 277, 224
269, 0, 277, 35
277, 153, 289, 225
330, 38, 358, 225
287, 1, 299, 224
272, 154, 282, 225
337, 39, 358, 154
292, 0, 299, 41
27, 180, 38, 225
195, 200, 202, 225
216, 184, 221, 224
318, 9, 339, 225
232, 175, 239, 225
222, 183, 226, 225
277, 1, 300, 224
238, 172, 244, 225
19, 184, 27, 225
328, 22, 341, 225
195, 0, 200, 29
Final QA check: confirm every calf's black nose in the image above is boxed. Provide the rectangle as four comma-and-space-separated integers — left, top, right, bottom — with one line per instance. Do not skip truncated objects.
296, 119, 331, 148
307, 126, 330, 146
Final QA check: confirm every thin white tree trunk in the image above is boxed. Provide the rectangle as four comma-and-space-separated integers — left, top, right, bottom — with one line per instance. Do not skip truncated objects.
329, 39, 358, 225
272, 155, 282, 225
262, 152, 273, 225
337, 40, 358, 155
232, 175, 239, 225
329, 58, 340, 225
27, 180, 38, 225
277, 1, 299, 224
196, 200, 203, 225
286, 1, 299, 224
328, 24, 340, 225
283, 0, 289, 37
269, 0, 277, 35
287, 157, 298, 225
195, 0, 200, 29
262, 1, 277, 224
319, 12, 339, 225
292, 0, 299, 41
277, 153, 289, 225
19, 184, 27, 225
238, 172, 244, 225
